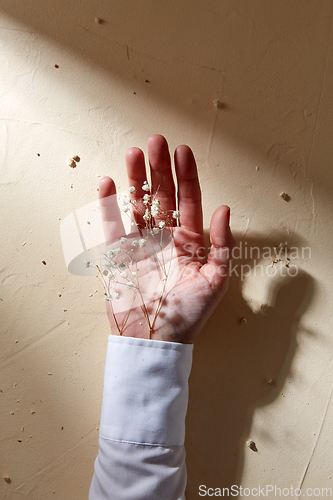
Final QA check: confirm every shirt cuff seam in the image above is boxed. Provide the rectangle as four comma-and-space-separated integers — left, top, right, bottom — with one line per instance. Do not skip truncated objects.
99, 434, 184, 448
108, 335, 193, 351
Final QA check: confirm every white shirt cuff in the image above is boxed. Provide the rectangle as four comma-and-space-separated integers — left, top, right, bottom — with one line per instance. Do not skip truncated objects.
99, 335, 193, 447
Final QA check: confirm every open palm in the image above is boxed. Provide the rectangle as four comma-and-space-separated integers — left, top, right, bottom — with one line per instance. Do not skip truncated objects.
99, 135, 234, 343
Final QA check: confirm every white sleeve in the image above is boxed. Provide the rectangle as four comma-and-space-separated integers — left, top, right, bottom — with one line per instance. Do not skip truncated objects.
89, 335, 193, 500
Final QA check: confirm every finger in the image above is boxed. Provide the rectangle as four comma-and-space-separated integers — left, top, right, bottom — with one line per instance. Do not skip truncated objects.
125, 147, 147, 227
200, 205, 235, 291
174, 144, 203, 234
148, 135, 176, 216
99, 176, 125, 243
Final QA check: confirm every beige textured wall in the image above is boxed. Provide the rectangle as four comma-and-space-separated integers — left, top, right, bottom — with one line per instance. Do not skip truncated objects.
1, 1, 333, 498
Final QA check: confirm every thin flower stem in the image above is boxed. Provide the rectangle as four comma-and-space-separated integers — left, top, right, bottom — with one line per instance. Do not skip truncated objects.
146, 230, 169, 279
150, 277, 168, 333
140, 303, 152, 339
108, 296, 122, 335
137, 286, 152, 331
96, 189, 179, 340
158, 228, 169, 277
119, 291, 137, 334
168, 229, 174, 276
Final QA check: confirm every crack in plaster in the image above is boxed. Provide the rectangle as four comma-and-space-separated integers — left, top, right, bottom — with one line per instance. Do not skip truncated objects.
0, 26, 34, 34
206, 71, 226, 166
0, 116, 100, 142
241, 215, 250, 236
267, 142, 317, 219
309, 182, 316, 217
305, 3, 333, 178
206, 110, 218, 168
118, 43, 167, 65
199, 65, 223, 73
299, 384, 333, 490
1, 321, 66, 370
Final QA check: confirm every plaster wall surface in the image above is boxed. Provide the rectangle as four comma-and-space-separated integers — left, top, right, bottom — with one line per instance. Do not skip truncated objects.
0, 1, 332, 499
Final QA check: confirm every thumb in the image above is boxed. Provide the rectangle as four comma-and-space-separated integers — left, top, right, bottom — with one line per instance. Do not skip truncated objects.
200, 205, 235, 292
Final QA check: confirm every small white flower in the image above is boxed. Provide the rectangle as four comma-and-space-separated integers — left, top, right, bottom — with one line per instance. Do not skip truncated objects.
83, 260, 90, 268
120, 237, 127, 244
139, 239, 146, 248
151, 201, 160, 217
142, 181, 150, 192
126, 282, 134, 288
129, 186, 136, 194
151, 227, 160, 234
132, 240, 139, 247
143, 194, 151, 204
172, 210, 180, 219
143, 208, 150, 221
131, 271, 137, 276
122, 195, 131, 205
159, 221, 165, 229
113, 292, 120, 300
114, 248, 122, 255
121, 196, 131, 213
120, 271, 127, 279
107, 250, 114, 258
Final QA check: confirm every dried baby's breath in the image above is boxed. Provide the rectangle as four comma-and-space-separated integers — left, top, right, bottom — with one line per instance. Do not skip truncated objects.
92, 183, 180, 339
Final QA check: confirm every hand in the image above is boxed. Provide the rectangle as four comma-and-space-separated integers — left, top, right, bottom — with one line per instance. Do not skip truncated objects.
98, 135, 234, 343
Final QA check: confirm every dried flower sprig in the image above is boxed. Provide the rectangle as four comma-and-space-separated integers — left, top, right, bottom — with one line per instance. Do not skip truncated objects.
94, 182, 180, 339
